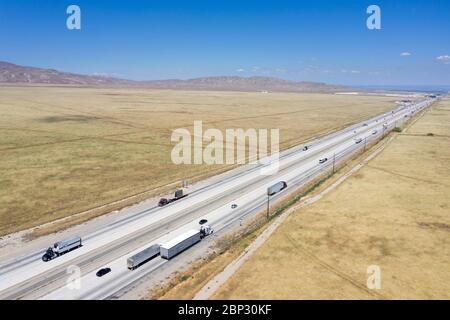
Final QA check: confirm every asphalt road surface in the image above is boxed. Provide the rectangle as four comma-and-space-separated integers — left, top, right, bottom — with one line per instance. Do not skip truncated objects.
0, 98, 434, 299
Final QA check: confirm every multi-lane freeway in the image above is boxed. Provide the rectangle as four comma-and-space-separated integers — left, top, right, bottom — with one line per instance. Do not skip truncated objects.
0, 97, 434, 300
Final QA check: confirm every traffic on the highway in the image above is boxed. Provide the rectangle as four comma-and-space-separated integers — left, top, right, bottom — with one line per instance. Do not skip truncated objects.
0, 98, 435, 300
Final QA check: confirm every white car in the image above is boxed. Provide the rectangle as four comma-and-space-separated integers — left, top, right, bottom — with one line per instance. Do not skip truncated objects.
319, 158, 328, 164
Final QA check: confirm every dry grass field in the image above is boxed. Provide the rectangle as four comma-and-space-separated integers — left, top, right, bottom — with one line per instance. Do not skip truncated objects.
211, 98, 450, 300
0, 86, 396, 236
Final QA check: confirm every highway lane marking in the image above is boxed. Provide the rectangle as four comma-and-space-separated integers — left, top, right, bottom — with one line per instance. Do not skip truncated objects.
0, 103, 405, 249
0, 100, 430, 298
193, 132, 397, 300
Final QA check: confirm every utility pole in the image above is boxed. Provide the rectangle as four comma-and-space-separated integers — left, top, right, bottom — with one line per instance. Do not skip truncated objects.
332, 153, 336, 173
266, 194, 270, 219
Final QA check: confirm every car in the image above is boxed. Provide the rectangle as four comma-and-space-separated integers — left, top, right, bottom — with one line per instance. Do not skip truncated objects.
319, 158, 328, 164
363, 123, 368, 127
231, 203, 238, 209
354, 138, 363, 144
199, 219, 208, 225
96, 267, 111, 277
302, 146, 309, 151
372, 130, 378, 135
158, 198, 169, 207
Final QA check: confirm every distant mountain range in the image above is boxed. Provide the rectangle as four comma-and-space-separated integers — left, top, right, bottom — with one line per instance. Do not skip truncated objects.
140, 76, 349, 93
0, 61, 351, 93
0, 61, 131, 86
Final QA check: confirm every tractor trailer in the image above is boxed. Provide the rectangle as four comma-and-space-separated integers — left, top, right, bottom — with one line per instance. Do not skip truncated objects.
267, 181, 287, 196
158, 189, 188, 207
160, 229, 201, 260
127, 226, 214, 268
127, 244, 161, 270
41, 236, 82, 262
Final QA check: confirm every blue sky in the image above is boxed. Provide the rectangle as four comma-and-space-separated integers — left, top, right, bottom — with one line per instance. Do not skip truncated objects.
0, 0, 449, 85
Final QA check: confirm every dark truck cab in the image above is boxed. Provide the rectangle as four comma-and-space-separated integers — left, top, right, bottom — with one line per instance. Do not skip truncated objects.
158, 189, 187, 207
42, 236, 82, 262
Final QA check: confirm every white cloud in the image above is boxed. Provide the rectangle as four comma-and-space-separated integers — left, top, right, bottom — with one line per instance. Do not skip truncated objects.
437, 55, 450, 64
275, 68, 287, 73
236, 68, 245, 72
400, 52, 412, 57
92, 72, 121, 77
341, 69, 360, 74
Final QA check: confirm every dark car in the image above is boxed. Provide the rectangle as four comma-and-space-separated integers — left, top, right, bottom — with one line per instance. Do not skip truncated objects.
158, 198, 169, 207
96, 267, 111, 277
231, 203, 238, 209
302, 146, 309, 151
199, 219, 208, 225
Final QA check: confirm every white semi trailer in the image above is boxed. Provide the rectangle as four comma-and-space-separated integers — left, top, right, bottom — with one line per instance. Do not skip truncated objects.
160, 229, 201, 260
127, 244, 161, 270
41, 236, 82, 262
267, 181, 287, 196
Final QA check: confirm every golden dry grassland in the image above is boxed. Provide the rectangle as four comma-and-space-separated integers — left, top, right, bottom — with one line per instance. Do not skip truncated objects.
211, 98, 450, 299
0, 86, 396, 236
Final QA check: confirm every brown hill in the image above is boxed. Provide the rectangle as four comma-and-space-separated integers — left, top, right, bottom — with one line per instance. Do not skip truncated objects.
0, 61, 351, 93
143, 76, 348, 93
0, 61, 131, 86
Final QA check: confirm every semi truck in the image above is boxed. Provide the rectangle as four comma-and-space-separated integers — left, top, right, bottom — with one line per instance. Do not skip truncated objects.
200, 225, 214, 239
160, 229, 201, 260
41, 236, 82, 262
267, 181, 287, 196
127, 244, 161, 270
158, 189, 188, 207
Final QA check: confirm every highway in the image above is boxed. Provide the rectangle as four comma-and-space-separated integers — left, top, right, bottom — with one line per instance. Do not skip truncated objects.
0, 98, 433, 300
